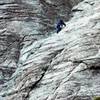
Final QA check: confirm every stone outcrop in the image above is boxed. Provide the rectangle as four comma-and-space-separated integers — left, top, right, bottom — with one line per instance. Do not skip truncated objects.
0, 0, 100, 100
0, 0, 82, 86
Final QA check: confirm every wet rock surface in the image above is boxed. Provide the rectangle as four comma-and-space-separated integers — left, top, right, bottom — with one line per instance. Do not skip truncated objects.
0, 0, 100, 100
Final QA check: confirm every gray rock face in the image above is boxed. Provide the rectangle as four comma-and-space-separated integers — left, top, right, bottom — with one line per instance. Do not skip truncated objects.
0, 0, 100, 100
0, 0, 82, 85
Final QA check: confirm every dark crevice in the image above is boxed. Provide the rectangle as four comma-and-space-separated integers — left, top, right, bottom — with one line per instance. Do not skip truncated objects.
71, 9, 83, 12
89, 66, 100, 70
24, 66, 49, 100
84, 1, 95, 5
0, 2, 15, 5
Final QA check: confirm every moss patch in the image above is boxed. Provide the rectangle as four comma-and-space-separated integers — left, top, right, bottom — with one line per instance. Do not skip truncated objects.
94, 97, 100, 100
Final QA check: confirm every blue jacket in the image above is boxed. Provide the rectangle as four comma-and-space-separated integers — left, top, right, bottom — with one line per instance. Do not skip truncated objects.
56, 19, 66, 33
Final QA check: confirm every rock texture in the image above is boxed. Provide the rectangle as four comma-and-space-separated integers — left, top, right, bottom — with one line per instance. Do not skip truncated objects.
0, 0, 81, 85
0, 0, 100, 100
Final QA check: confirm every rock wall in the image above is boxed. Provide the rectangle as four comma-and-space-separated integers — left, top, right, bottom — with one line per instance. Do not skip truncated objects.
0, 0, 82, 85
0, 0, 100, 100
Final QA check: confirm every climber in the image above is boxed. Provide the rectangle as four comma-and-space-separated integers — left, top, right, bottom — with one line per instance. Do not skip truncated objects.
56, 19, 66, 33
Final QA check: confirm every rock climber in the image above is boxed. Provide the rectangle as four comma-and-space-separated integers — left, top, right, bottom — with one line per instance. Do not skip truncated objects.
56, 19, 66, 33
